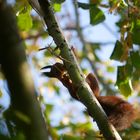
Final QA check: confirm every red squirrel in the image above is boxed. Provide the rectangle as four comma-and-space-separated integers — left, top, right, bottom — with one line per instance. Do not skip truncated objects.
43, 63, 137, 131
86, 73, 137, 131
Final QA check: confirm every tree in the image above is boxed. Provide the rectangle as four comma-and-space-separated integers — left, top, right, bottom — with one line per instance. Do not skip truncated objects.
0, 0, 140, 140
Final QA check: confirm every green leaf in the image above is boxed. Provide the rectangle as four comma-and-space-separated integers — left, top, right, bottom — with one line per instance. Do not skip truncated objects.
133, 69, 140, 80
130, 51, 140, 69
53, 3, 61, 12
17, 6, 32, 31
118, 80, 133, 97
77, 2, 90, 9
110, 40, 124, 61
116, 66, 133, 97
90, 6, 105, 25
45, 104, 54, 116
74, 122, 92, 130
54, 85, 60, 94
55, 124, 68, 130
125, 57, 133, 77
132, 20, 140, 45
107, 66, 115, 73
116, 66, 129, 85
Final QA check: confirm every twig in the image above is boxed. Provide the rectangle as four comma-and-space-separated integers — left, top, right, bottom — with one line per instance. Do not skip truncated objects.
39, 44, 72, 64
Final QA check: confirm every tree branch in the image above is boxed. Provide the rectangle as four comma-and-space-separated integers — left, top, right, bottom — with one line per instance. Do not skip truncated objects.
34, 0, 122, 139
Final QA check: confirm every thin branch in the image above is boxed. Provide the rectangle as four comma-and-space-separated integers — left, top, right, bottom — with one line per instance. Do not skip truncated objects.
32, 0, 122, 139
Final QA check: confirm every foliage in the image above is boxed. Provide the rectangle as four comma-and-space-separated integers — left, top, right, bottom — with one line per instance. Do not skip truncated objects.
0, 0, 140, 139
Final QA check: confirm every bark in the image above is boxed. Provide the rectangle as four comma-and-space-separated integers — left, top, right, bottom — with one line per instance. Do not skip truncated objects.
35, 0, 122, 139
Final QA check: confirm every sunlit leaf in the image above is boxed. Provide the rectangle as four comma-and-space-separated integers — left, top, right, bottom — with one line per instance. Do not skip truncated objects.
17, 6, 32, 31
53, 3, 61, 12
118, 80, 133, 97
107, 66, 115, 73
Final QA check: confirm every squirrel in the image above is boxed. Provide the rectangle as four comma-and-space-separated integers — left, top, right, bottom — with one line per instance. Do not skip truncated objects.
43, 62, 137, 131
86, 73, 137, 131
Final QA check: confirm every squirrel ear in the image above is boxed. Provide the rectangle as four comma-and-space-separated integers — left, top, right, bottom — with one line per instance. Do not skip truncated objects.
86, 73, 100, 97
